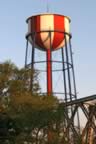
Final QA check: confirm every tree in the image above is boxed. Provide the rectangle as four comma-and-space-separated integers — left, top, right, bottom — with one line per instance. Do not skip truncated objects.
0, 61, 61, 144
0, 61, 82, 144
0, 61, 41, 143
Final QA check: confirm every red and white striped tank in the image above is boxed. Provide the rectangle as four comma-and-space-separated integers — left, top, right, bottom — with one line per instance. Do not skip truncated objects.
26, 13, 70, 51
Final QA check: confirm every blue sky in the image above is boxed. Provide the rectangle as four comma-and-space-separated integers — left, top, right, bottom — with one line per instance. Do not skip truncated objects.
0, 0, 96, 98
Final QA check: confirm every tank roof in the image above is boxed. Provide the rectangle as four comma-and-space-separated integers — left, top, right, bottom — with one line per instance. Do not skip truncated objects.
26, 13, 71, 23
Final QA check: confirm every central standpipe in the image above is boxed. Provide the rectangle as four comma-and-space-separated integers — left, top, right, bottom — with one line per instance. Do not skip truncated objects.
46, 31, 52, 95
47, 48, 52, 95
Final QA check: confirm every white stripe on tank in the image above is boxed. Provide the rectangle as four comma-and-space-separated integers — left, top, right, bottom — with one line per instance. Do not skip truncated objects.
40, 15, 54, 49
65, 17, 70, 44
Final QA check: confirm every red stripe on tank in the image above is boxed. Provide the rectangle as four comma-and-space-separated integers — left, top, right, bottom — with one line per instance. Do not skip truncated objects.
30, 17, 35, 40
52, 15, 65, 50
35, 16, 46, 49
29, 16, 45, 49
31, 17, 35, 32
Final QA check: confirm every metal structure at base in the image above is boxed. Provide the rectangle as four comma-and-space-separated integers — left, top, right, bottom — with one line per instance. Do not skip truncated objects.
60, 95, 96, 144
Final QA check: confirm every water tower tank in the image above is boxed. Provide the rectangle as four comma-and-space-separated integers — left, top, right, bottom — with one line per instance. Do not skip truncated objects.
26, 14, 70, 51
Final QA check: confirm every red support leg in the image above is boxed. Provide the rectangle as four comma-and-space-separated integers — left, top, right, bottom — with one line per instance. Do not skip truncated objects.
46, 49, 52, 96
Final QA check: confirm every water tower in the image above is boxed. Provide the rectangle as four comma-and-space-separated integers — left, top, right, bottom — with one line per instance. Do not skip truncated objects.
25, 13, 80, 142
25, 13, 77, 101
23, 12, 96, 143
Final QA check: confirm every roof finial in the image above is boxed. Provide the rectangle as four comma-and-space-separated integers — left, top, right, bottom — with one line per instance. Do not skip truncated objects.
47, 0, 49, 13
